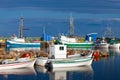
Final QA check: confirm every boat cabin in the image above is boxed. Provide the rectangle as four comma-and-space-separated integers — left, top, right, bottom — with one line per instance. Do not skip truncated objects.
11, 36, 25, 43
49, 44, 67, 59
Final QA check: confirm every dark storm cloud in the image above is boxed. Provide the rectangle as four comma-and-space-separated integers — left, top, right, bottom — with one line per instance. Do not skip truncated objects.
0, 0, 120, 37
0, 0, 120, 13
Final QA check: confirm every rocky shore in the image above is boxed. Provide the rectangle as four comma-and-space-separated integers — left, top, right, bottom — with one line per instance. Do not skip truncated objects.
0, 48, 49, 60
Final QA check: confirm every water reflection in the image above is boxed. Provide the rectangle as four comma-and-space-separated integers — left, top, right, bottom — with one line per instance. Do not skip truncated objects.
35, 65, 94, 80
109, 49, 120, 54
92, 48, 120, 80
0, 67, 36, 79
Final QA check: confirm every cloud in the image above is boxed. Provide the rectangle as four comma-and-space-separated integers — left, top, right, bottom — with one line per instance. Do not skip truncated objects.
107, 18, 120, 21
0, 0, 120, 14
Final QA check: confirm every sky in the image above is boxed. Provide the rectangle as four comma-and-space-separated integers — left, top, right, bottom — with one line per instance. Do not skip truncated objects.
0, 0, 120, 38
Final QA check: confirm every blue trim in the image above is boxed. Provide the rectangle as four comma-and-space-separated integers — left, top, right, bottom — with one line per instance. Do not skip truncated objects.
6, 41, 40, 48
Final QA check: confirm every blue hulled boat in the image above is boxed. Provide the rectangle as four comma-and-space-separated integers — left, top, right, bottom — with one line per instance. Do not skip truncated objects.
6, 17, 40, 48
6, 37, 40, 48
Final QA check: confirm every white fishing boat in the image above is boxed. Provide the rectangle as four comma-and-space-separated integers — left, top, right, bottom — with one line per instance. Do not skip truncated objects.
56, 16, 95, 49
95, 37, 109, 49
0, 58, 36, 69
35, 44, 93, 69
58, 35, 94, 48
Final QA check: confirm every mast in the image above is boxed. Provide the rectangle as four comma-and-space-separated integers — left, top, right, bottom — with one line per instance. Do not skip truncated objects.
69, 15, 74, 37
103, 27, 114, 38
19, 17, 23, 38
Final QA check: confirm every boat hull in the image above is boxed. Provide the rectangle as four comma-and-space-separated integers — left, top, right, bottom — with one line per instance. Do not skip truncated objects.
6, 40, 40, 48
36, 57, 93, 68
0, 59, 36, 69
64, 43, 94, 48
35, 65, 93, 73
52, 57, 93, 68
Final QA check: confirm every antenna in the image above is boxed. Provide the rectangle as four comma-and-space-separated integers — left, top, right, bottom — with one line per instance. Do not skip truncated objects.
103, 26, 114, 38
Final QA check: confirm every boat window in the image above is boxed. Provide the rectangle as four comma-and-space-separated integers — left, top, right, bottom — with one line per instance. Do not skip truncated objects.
59, 46, 64, 50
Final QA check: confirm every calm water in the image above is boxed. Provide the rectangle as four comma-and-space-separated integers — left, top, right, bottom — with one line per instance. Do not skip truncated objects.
0, 48, 120, 80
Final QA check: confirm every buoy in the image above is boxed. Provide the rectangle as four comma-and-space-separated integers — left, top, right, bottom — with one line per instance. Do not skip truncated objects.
93, 51, 99, 57
93, 51, 99, 61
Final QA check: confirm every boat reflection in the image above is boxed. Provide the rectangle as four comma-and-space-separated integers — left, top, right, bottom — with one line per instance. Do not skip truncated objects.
109, 49, 120, 54
109, 49, 120, 55
35, 65, 93, 80
0, 67, 36, 78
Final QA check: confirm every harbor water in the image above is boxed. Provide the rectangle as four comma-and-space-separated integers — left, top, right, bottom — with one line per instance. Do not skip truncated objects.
0, 48, 120, 80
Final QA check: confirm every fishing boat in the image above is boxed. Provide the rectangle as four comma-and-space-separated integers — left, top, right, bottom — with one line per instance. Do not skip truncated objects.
35, 44, 93, 69
6, 17, 40, 48
38, 56, 93, 68
55, 16, 95, 49
0, 58, 36, 69
6, 36, 40, 48
58, 35, 94, 48
95, 37, 109, 49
